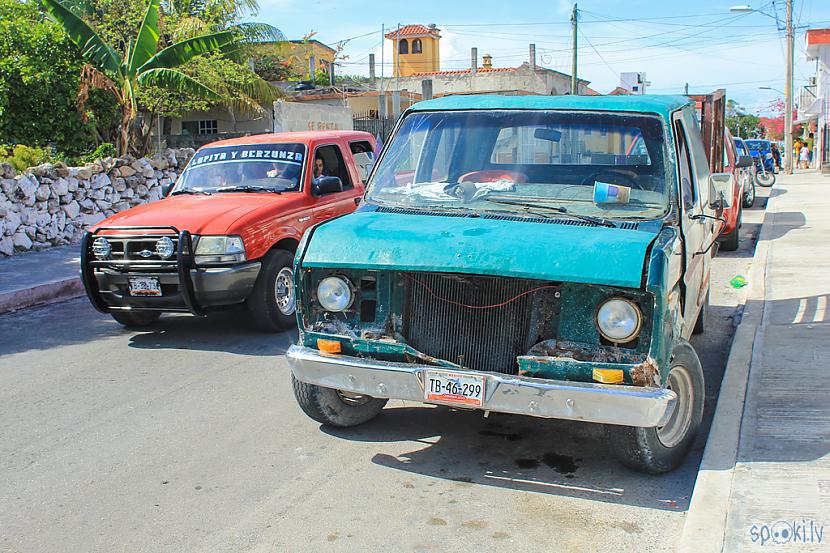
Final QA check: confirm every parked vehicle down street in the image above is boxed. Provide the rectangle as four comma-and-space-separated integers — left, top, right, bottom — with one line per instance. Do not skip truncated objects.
80, 132, 375, 332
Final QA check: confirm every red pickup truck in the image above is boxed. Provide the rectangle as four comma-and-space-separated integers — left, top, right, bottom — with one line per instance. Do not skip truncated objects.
81, 131, 375, 331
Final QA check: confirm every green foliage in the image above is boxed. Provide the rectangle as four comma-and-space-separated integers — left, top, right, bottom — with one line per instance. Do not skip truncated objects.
40, 0, 282, 155
252, 54, 295, 81
0, 144, 50, 172
80, 142, 117, 163
0, 0, 116, 154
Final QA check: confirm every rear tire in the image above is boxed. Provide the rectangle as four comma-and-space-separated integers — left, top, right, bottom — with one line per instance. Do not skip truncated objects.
692, 292, 708, 335
246, 249, 296, 332
607, 340, 704, 474
742, 178, 755, 208
110, 311, 161, 328
292, 374, 387, 427
719, 209, 741, 252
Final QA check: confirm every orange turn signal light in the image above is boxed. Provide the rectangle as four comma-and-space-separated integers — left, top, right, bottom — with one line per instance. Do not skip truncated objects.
592, 368, 624, 384
317, 338, 342, 354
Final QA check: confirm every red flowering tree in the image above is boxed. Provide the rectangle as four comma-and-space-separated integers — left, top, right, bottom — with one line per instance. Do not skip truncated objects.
759, 99, 785, 140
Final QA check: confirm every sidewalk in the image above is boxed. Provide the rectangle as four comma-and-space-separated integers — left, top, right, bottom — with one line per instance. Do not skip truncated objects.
680, 170, 830, 552
0, 244, 83, 314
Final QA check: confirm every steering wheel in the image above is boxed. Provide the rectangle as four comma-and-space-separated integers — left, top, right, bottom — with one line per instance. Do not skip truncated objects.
581, 169, 643, 190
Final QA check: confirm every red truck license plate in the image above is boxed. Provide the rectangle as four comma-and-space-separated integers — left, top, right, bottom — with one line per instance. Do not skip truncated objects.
128, 277, 162, 297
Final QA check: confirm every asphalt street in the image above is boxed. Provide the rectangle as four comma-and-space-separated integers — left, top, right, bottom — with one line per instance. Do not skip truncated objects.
0, 188, 768, 553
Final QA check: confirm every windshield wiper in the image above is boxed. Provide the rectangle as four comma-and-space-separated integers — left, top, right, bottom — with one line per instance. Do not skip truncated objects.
483, 198, 616, 228
171, 189, 212, 196
214, 185, 282, 194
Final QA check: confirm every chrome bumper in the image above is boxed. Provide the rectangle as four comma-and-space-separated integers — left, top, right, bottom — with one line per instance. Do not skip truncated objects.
286, 345, 677, 428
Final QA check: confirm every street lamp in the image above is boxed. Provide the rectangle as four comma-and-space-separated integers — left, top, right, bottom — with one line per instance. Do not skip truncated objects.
730, 3, 794, 174
759, 86, 785, 95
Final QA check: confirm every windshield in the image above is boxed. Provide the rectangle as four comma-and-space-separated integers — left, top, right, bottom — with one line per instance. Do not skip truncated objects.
744, 140, 770, 151
733, 139, 748, 155
366, 110, 669, 219
175, 143, 306, 193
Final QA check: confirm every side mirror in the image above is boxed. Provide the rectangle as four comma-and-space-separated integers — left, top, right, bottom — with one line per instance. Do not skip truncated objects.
709, 173, 734, 212
312, 175, 343, 196
161, 182, 174, 197
736, 155, 754, 168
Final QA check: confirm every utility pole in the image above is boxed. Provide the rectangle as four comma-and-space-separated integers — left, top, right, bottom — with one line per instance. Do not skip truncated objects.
395, 23, 401, 91
784, 0, 794, 174
570, 3, 578, 95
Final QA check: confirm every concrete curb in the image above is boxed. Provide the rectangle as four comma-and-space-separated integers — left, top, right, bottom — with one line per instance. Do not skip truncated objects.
676, 189, 779, 553
0, 277, 84, 315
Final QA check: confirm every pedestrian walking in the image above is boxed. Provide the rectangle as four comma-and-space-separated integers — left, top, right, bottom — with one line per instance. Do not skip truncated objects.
771, 143, 781, 170
806, 132, 815, 166
799, 144, 810, 169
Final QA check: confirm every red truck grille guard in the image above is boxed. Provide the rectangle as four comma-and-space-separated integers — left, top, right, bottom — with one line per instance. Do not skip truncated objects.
80, 226, 204, 316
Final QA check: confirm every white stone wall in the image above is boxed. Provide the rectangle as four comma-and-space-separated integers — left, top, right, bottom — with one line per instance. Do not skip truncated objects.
0, 148, 195, 256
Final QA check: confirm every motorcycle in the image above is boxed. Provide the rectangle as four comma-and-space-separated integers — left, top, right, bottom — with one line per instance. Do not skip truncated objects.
754, 153, 776, 187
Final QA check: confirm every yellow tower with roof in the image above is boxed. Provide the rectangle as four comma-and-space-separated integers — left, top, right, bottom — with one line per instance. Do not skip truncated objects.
386, 24, 441, 77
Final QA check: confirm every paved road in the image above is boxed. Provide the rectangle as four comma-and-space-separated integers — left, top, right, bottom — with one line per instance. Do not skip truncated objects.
0, 189, 768, 553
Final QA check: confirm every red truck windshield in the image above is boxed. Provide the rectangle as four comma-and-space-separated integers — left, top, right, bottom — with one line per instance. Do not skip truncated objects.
175, 143, 307, 193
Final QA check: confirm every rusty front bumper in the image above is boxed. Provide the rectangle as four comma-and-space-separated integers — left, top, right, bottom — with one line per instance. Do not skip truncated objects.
286, 345, 677, 427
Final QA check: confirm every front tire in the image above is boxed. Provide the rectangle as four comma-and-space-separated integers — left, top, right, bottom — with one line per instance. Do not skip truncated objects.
755, 170, 775, 187
246, 249, 296, 332
292, 374, 388, 427
110, 310, 161, 328
607, 340, 705, 474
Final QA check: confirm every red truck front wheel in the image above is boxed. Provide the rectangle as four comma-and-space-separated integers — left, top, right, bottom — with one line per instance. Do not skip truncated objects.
247, 249, 297, 332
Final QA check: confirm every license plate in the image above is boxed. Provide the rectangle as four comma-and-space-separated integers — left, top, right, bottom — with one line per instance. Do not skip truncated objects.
128, 277, 162, 297
424, 370, 486, 408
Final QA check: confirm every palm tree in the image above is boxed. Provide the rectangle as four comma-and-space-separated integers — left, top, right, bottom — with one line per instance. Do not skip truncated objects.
41, 0, 235, 155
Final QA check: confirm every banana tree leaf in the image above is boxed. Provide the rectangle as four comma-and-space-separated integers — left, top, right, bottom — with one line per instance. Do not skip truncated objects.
137, 68, 222, 101
128, 0, 161, 75
232, 22, 287, 43
40, 0, 121, 78
138, 31, 236, 72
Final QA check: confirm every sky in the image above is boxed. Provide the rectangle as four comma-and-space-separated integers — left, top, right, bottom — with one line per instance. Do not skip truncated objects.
255, 0, 830, 115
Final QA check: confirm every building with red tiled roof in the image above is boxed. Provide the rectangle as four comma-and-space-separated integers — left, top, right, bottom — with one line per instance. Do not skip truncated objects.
386, 24, 442, 76
384, 24, 441, 40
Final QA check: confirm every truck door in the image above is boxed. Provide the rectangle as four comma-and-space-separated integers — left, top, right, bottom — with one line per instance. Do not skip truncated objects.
672, 112, 710, 330
311, 143, 362, 223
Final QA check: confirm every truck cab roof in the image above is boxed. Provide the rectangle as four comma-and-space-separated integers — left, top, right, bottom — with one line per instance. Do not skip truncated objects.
407, 94, 693, 120
201, 130, 375, 149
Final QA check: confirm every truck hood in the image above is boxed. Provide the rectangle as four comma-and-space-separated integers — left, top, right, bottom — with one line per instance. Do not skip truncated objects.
95, 194, 287, 235
302, 210, 659, 288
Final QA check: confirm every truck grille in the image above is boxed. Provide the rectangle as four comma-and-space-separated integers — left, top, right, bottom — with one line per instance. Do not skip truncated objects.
403, 272, 556, 374
105, 236, 179, 263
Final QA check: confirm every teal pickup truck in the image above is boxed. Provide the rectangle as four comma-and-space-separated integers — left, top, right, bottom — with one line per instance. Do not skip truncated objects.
286, 95, 734, 473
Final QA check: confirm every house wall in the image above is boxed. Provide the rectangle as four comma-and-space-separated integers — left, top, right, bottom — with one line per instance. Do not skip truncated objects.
384, 67, 586, 98
171, 107, 273, 136
254, 41, 335, 79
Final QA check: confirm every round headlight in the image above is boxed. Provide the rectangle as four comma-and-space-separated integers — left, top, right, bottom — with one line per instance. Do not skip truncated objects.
91, 237, 111, 259
596, 298, 642, 343
317, 276, 353, 312
155, 236, 175, 259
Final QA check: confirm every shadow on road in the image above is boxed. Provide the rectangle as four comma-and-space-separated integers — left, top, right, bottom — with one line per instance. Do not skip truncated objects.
127, 307, 295, 356
0, 298, 294, 357
323, 405, 698, 512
